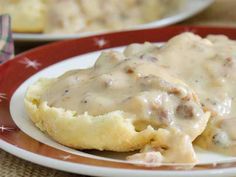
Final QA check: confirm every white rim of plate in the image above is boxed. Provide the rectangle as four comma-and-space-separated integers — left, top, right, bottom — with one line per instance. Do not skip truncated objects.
1, 139, 236, 177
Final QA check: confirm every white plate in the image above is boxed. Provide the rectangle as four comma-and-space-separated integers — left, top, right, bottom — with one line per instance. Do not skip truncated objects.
2, 26, 236, 177
9, 46, 236, 164
13, 0, 214, 42
5, 46, 236, 177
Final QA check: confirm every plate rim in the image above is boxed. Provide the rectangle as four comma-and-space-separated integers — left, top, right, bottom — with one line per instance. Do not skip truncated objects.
1, 139, 236, 177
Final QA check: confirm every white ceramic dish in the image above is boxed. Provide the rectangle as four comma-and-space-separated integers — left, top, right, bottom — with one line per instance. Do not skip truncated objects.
2, 26, 236, 177
9, 46, 236, 164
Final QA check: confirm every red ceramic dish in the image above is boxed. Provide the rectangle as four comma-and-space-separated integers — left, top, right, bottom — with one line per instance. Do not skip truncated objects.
1, 26, 236, 177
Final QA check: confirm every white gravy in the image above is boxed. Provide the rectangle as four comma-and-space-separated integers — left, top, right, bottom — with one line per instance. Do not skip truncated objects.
42, 50, 207, 141
125, 33, 236, 150
41, 32, 236, 161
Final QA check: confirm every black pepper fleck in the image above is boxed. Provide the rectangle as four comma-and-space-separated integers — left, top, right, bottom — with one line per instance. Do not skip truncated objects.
223, 57, 234, 67
140, 54, 158, 62
81, 100, 88, 104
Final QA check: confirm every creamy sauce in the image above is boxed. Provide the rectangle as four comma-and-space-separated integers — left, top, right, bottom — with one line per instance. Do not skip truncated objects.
125, 33, 236, 150
128, 128, 197, 164
42, 50, 207, 141
41, 32, 236, 162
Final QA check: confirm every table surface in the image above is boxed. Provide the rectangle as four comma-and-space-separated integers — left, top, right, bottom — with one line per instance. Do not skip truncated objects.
1, 0, 236, 176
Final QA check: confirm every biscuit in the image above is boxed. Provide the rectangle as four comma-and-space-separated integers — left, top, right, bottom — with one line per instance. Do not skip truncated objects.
0, 0, 46, 33
25, 49, 210, 163
0, 0, 182, 34
25, 78, 155, 151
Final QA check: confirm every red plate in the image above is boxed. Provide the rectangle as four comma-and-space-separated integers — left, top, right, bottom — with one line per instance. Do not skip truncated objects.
1, 26, 236, 177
